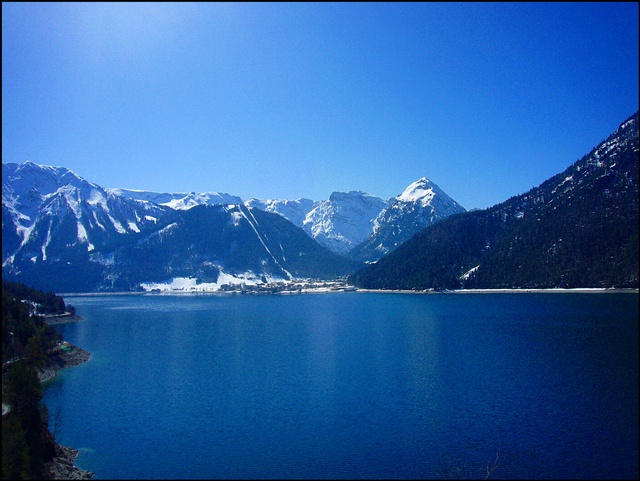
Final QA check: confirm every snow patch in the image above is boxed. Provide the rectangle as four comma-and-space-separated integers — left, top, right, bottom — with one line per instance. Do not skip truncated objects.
77, 221, 90, 247
3, 255, 16, 268
397, 177, 436, 205
460, 265, 479, 281
157, 222, 178, 236
108, 214, 127, 234
42, 222, 53, 261
18, 224, 36, 247
92, 211, 106, 230
230, 211, 243, 226
87, 189, 107, 206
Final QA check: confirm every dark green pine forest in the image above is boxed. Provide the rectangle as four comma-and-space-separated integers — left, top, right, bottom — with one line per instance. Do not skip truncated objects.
2, 282, 66, 479
350, 113, 639, 290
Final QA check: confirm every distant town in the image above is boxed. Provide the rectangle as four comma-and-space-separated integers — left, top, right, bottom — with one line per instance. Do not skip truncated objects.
148, 278, 356, 295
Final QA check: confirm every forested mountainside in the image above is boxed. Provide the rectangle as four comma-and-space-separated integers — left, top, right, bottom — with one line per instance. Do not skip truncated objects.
102, 204, 362, 291
350, 112, 639, 290
2, 200, 361, 292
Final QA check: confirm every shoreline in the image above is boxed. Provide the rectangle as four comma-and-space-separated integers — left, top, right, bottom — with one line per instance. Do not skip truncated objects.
43, 313, 86, 325
39, 344, 91, 384
44, 444, 93, 480
354, 287, 639, 294
39, 344, 94, 479
59, 287, 639, 296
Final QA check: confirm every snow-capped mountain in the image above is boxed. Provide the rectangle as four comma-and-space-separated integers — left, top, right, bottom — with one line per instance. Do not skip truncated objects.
246, 182, 465, 258
2, 162, 361, 292
2, 162, 170, 266
348, 177, 467, 262
244, 197, 317, 227
108, 182, 465, 259
112, 189, 384, 256
109, 188, 243, 210
2, 160, 466, 291
301, 191, 389, 254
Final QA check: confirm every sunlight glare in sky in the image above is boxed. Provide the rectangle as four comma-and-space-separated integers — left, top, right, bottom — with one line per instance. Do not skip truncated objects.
73, 3, 201, 65
2, 2, 638, 209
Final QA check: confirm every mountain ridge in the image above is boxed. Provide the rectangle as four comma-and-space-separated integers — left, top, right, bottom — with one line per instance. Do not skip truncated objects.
4, 160, 465, 260
5, 113, 635, 292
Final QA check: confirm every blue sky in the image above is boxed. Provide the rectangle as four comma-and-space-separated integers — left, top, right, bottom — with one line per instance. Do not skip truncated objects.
2, 2, 638, 209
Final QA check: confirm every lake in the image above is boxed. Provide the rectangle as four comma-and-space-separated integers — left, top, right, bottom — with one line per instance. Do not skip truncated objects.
43, 291, 638, 479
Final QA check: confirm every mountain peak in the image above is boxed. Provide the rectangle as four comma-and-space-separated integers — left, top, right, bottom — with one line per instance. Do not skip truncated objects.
19, 160, 76, 177
397, 177, 436, 204
2, 161, 98, 205
348, 176, 466, 262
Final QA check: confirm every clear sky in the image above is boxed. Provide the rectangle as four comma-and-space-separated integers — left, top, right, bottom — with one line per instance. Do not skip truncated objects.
2, 2, 638, 209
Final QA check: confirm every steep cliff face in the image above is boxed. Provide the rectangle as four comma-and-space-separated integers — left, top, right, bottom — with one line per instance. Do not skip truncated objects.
301, 191, 388, 254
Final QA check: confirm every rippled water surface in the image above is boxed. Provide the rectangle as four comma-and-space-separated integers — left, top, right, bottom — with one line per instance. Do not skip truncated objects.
44, 292, 638, 479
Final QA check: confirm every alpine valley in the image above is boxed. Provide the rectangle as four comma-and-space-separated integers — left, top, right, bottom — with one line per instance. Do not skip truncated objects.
3, 112, 638, 293
2, 161, 464, 292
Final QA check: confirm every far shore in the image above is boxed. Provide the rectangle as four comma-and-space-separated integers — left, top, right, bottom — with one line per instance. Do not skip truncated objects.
59, 286, 639, 296
354, 287, 639, 294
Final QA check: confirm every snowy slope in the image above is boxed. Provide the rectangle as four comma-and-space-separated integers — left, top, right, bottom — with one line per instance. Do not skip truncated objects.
244, 197, 317, 227
2, 161, 170, 267
301, 191, 388, 254
106, 204, 360, 291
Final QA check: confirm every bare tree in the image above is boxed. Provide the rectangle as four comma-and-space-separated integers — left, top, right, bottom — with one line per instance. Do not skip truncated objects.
52, 404, 63, 438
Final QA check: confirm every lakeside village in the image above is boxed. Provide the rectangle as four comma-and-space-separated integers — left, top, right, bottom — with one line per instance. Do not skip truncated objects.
144, 281, 637, 295
147, 277, 358, 295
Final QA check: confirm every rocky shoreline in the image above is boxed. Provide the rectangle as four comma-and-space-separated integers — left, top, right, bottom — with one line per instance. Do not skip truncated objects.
44, 444, 94, 480
39, 344, 92, 384
43, 313, 86, 325
39, 343, 94, 479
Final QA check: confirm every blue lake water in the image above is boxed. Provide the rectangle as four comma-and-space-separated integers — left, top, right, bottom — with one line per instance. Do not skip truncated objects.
43, 292, 638, 479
